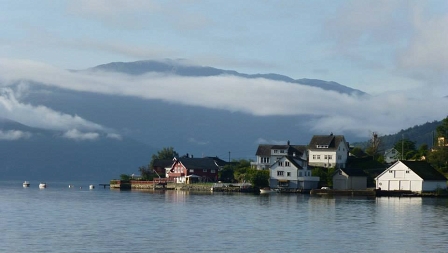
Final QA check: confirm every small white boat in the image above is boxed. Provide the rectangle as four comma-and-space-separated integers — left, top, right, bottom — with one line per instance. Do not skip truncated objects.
68, 184, 74, 188
39, 183, 47, 189
89, 184, 95, 190
23, 181, 30, 188
260, 187, 275, 194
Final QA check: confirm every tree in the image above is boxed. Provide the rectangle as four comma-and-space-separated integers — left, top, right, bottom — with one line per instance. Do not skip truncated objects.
366, 132, 381, 160
218, 165, 235, 183
139, 147, 179, 180
393, 138, 416, 160
150, 147, 179, 168
436, 116, 448, 139
249, 170, 269, 188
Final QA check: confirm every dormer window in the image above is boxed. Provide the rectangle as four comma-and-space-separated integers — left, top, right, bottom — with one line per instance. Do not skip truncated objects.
316, 145, 329, 148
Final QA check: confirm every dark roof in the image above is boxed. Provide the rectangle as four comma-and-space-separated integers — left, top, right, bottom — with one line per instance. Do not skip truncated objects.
255, 144, 307, 157
308, 134, 346, 151
401, 161, 447, 181
177, 157, 219, 170
272, 156, 305, 170
337, 168, 368, 177
204, 156, 233, 167
153, 159, 174, 168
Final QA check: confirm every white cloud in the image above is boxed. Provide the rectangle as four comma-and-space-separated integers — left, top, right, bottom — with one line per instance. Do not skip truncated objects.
0, 130, 31, 140
256, 138, 288, 145
0, 86, 104, 132
62, 129, 99, 141
187, 137, 209, 145
0, 59, 447, 138
107, 133, 122, 140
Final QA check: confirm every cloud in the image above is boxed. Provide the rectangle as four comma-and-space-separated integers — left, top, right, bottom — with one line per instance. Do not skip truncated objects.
0, 86, 104, 132
107, 133, 122, 140
188, 137, 209, 145
0, 59, 447, 138
0, 130, 31, 141
62, 129, 99, 141
256, 138, 288, 145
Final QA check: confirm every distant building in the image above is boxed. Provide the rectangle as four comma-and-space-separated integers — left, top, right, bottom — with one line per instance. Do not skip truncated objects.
269, 155, 319, 190
384, 148, 400, 164
251, 141, 307, 170
308, 134, 349, 168
375, 161, 447, 192
168, 157, 219, 183
332, 168, 367, 190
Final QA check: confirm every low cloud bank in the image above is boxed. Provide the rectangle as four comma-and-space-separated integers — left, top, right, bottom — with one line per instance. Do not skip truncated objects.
0, 59, 447, 138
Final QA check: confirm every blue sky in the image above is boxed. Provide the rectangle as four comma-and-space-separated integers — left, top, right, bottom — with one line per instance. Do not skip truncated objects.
0, 0, 447, 141
1, 0, 446, 94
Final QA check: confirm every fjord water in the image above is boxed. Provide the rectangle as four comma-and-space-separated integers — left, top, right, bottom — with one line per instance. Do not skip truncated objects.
1, 181, 448, 253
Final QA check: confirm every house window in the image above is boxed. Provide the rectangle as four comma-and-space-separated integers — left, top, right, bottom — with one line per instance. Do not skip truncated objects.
280, 150, 285, 153
274, 150, 278, 153
211, 170, 216, 173
328, 155, 332, 160
389, 170, 393, 173
285, 161, 290, 167
317, 155, 321, 159
299, 172, 302, 177
406, 170, 409, 173
324, 155, 328, 159
287, 172, 291, 177
189, 169, 194, 173
338, 171, 342, 175
338, 155, 342, 160
312, 155, 316, 159
277, 171, 284, 176
261, 157, 270, 163
278, 162, 283, 167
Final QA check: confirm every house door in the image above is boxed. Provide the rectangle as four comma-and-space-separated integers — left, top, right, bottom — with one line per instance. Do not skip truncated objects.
389, 180, 399, 191
400, 180, 410, 190
334, 179, 347, 190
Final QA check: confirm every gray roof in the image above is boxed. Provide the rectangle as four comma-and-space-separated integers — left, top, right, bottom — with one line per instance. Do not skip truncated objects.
255, 144, 307, 157
308, 134, 346, 151
271, 156, 305, 170
401, 161, 447, 181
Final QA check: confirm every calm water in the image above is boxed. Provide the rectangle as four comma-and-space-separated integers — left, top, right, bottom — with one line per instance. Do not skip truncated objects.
1, 181, 448, 253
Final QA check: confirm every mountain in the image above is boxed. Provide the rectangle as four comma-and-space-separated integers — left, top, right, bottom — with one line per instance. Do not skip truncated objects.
353, 120, 441, 151
1, 60, 372, 181
89, 60, 367, 96
0, 118, 156, 182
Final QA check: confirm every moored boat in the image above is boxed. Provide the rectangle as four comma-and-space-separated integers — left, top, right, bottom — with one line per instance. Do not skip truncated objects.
39, 183, 47, 189
89, 184, 95, 190
260, 187, 275, 194
23, 181, 30, 188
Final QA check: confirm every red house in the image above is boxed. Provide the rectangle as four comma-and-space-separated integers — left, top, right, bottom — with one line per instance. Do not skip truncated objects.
169, 157, 219, 183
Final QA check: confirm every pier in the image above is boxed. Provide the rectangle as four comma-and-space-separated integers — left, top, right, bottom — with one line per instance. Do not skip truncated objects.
99, 184, 110, 189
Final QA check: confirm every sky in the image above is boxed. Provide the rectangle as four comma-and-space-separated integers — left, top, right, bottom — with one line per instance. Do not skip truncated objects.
0, 0, 447, 142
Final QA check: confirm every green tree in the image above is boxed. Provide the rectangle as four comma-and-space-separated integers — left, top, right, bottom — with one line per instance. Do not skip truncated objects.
139, 147, 179, 180
393, 138, 416, 160
436, 116, 448, 139
427, 147, 448, 173
120, 174, 131, 181
250, 170, 270, 188
218, 165, 235, 183
350, 147, 365, 158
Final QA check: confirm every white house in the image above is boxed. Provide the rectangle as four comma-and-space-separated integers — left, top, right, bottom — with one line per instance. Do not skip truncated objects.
384, 148, 400, 164
308, 134, 349, 168
332, 168, 367, 190
251, 141, 307, 170
269, 156, 319, 190
375, 160, 447, 192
